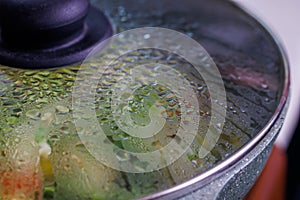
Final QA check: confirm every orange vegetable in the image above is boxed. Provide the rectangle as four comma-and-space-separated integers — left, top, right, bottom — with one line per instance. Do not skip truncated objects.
0, 168, 43, 200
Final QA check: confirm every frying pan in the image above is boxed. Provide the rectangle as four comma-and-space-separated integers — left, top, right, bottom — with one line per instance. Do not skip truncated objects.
0, 0, 289, 199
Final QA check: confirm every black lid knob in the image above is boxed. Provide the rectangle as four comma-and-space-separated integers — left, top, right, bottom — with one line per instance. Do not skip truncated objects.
0, 0, 89, 49
0, 0, 112, 68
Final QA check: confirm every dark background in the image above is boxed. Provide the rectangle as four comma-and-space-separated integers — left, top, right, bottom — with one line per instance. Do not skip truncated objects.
287, 116, 300, 200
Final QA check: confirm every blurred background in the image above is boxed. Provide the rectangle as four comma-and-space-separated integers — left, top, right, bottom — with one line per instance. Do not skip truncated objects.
234, 0, 300, 199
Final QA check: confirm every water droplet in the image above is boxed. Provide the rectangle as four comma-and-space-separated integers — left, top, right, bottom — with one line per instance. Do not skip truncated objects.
41, 112, 53, 123
120, 16, 128, 22
6, 116, 18, 125
39, 71, 50, 77
261, 83, 268, 89
40, 83, 49, 90
64, 164, 71, 171
200, 110, 206, 116
186, 32, 193, 37
26, 109, 41, 120
49, 134, 59, 142
24, 71, 36, 76
36, 98, 48, 104
264, 98, 270, 103
118, 6, 126, 16
116, 151, 130, 161
133, 163, 146, 172
55, 105, 69, 114
144, 34, 151, 39
75, 141, 85, 148
0, 150, 5, 158
3, 100, 16, 106
33, 74, 44, 82
71, 155, 84, 168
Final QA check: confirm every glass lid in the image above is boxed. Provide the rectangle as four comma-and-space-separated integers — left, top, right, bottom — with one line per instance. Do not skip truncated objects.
0, 0, 287, 199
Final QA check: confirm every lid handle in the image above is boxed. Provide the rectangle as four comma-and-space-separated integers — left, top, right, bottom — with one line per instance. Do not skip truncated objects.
0, 0, 89, 49
0, 0, 112, 68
